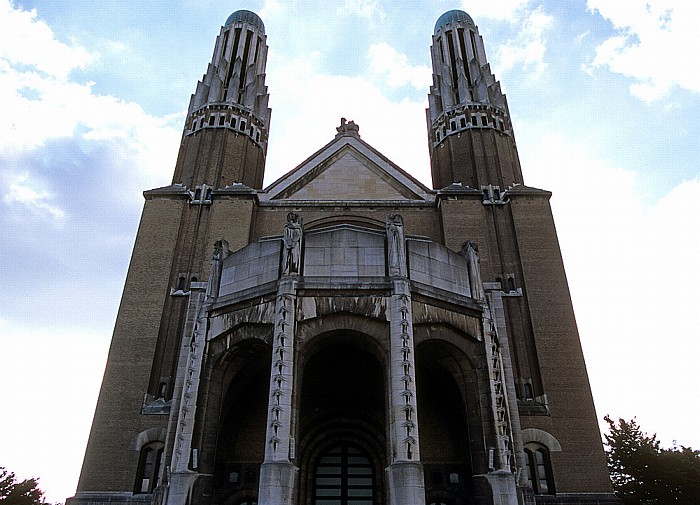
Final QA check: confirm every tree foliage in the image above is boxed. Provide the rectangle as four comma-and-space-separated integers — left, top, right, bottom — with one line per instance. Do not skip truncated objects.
605, 416, 700, 504
0, 468, 45, 505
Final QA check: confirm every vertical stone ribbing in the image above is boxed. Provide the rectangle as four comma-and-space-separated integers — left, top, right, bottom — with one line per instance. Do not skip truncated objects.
164, 286, 208, 505
258, 280, 298, 504
386, 215, 426, 505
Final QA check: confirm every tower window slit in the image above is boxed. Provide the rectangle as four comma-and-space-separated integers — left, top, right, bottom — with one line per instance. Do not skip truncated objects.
470, 29, 479, 64
224, 28, 242, 93
239, 30, 253, 95
231, 117, 237, 128
209, 116, 215, 126
460, 117, 466, 128
450, 120, 456, 131
446, 31, 460, 103
457, 28, 472, 86
481, 115, 488, 126
219, 116, 225, 126
240, 120, 246, 131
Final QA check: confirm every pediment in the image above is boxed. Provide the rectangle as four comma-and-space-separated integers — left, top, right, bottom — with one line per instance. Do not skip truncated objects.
262, 134, 433, 202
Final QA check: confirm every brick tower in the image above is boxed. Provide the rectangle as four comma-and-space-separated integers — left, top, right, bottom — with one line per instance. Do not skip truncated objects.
68, 9, 618, 505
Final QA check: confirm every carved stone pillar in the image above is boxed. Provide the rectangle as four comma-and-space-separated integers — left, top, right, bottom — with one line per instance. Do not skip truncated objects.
385, 214, 426, 505
462, 241, 519, 504
258, 219, 302, 504
165, 286, 208, 505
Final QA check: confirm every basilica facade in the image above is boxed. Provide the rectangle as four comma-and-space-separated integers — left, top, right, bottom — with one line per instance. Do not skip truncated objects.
68, 10, 618, 505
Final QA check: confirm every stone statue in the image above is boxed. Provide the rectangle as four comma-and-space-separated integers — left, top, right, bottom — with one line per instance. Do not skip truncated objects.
206, 239, 230, 299
462, 240, 485, 301
282, 212, 303, 275
387, 214, 407, 277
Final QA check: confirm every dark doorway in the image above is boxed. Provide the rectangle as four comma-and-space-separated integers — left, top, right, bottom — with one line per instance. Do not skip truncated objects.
314, 443, 374, 505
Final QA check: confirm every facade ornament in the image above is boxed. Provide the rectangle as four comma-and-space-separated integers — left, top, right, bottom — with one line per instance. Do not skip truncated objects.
462, 240, 485, 301
387, 214, 407, 277
282, 212, 303, 276
335, 117, 360, 138
206, 239, 230, 299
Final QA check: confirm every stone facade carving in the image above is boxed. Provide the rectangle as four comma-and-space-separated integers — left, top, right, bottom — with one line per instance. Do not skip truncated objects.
281, 212, 303, 276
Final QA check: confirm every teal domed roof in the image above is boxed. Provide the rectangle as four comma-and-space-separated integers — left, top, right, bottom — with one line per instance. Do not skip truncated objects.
434, 9, 475, 34
225, 9, 265, 33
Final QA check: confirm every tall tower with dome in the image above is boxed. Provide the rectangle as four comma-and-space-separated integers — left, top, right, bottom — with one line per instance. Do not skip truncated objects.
67, 9, 618, 505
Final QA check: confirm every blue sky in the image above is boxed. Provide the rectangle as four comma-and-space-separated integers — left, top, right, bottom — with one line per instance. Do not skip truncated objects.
1, 0, 698, 503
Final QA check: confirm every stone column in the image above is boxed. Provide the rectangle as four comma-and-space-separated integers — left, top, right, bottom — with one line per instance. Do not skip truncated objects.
462, 241, 518, 504
165, 286, 208, 505
386, 215, 426, 505
258, 219, 302, 504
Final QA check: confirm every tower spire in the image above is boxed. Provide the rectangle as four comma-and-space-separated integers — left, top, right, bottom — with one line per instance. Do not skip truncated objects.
427, 10, 523, 190
173, 10, 271, 190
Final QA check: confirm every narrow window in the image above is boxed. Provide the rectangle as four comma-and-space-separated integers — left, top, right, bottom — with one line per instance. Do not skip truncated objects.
450, 120, 456, 131
481, 115, 488, 126
219, 116, 225, 126
460, 117, 466, 128
524, 444, 555, 495
208, 116, 215, 126
240, 120, 246, 131
524, 383, 534, 400
507, 277, 516, 292
231, 117, 237, 129
194, 188, 202, 201
177, 276, 185, 291
446, 30, 460, 103
134, 442, 164, 494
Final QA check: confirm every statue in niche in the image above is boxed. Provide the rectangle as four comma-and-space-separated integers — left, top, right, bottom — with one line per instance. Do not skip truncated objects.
282, 212, 303, 276
387, 214, 407, 277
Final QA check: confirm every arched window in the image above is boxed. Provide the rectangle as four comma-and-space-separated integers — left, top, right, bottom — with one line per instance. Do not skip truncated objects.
134, 441, 164, 494
314, 443, 374, 505
524, 443, 555, 495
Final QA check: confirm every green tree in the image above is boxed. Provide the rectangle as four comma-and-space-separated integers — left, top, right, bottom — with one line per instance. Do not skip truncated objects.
605, 416, 700, 504
0, 468, 45, 505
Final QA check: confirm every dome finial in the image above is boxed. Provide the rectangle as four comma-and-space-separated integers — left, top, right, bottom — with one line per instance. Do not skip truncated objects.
225, 9, 265, 34
434, 9, 475, 34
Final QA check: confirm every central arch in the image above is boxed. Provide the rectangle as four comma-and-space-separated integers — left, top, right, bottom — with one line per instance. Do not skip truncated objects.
297, 334, 388, 505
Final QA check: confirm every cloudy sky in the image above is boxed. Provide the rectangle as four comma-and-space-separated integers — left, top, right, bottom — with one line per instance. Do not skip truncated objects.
1, 0, 698, 502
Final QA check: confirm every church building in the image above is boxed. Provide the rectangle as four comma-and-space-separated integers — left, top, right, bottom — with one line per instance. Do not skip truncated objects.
68, 9, 619, 505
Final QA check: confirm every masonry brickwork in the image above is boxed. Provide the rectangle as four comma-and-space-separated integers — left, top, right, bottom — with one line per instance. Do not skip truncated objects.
68, 9, 619, 505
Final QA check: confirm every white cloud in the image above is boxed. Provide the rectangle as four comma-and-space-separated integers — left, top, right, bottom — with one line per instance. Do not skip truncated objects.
2, 173, 65, 221
461, 0, 530, 22
521, 131, 700, 448
367, 43, 432, 90
586, 0, 700, 101
494, 6, 553, 79
337, 0, 385, 22
265, 51, 430, 185
0, 0, 180, 186
0, 0, 96, 79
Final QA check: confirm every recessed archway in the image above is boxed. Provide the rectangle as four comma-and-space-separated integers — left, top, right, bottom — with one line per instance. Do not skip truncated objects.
297, 335, 387, 505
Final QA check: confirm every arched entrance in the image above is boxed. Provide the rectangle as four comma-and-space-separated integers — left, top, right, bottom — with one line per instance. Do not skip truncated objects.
297, 335, 387, 505
210, 339, 272, 505
416, 339, 477, 505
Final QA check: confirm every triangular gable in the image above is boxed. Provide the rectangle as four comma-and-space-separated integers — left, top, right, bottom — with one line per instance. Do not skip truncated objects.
261, 133, 433, 202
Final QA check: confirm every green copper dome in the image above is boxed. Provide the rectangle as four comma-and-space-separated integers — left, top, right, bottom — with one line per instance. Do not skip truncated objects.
434, 9, 475, 34
225, 9, 265, 34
